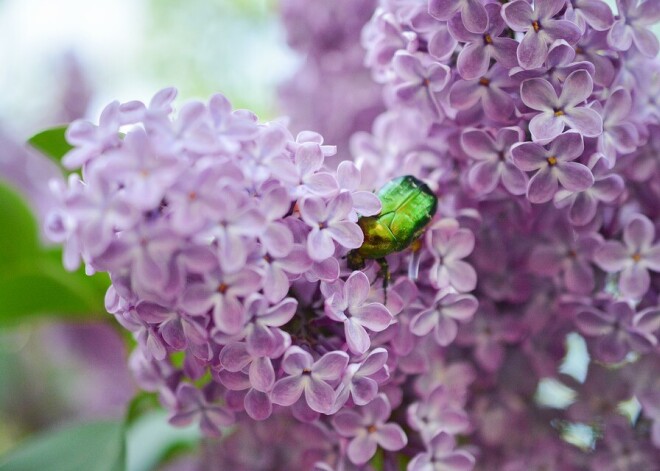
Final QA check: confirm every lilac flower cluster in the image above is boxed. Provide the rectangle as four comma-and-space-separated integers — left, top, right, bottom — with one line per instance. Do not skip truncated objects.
353, 0, 660, 468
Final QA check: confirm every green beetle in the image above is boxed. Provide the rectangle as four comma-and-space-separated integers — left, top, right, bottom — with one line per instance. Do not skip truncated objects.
348, 175, 438, 296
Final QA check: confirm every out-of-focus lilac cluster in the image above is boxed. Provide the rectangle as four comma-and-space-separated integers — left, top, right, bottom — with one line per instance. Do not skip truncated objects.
278, 0, 384, 165
347, 0, 660, 469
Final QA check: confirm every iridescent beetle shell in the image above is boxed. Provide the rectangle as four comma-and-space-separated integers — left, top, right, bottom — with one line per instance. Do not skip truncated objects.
348, 175, 438, 269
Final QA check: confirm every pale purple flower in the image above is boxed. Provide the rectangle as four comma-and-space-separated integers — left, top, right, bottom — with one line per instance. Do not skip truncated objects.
429, 0, 488, 33
411, 292, 479, 346
461, 126, 527, 195
502, 0, 582, 70
594, 214, 660, 299
608, 0, 660, 57
576, 301, 660, 363
391, 52, 450, 113
448, 3, 519, 79
428, 219, 477, 293
169, 383, 234, 437
243, 295, 297, 358
135, 302, 207, 352
510, 40, 596, 85
407, 386, 472, 442
333, 348, 389, 410
270, 347, 349, 414
554, 154, 625, 226
511, 131, 594, 204
331, 394, 407, 465
449, 64, 517, 122
521, 69, 602, 141
270, 140, 339, 197
323, 271, 393, 354
408, 432, 475, 471
300, 193, 364, 262
336, 161, 381, 217
259, 244, 313, 303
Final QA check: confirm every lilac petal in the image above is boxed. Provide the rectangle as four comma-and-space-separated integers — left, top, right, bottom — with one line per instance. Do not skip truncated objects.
624, 215, 655, 252
576, 308, 612, 336
556, 162, 594, 192
644, 246, 660, 271
376, 423, 407, 451
543, 19, 582, 45
594, 241, 628, 272
502, 0, 534, 31
305, 379, 335, 413
263, 265, 290, 304
135, 302, 170, 323
411, 308, 438, 336
347, 433, 378, 466
565, 259, 594, 294
446, 260, 478, 292
529, 245, 563, 275
220, 343, 252, 372
345, 318, 371, 354
468, 160, 500, 193
429, 27, 459, 60
511, 142, 547, 171
161, 319, 187, 350
449, 80, 481, 110
295, 143, 323, 176
313, 351, 349, 381
327, 222, 363, 249
529, 113, 565, 142
213, 296, 245, 335
568, 193, 598, 226
352, 377, 378, 406
337, 161, 360, 189
608, 20, 633, 51
527, 167, 558, 204
306, 172, 339, 196
249, 356, 275, 392
620, 264, 650, 299
300, 197, 326, 225
437, 452, 476, 470
307, 229, 335, 261
595, 334, 627, 363
333, 410, 364, 437
458, 43, 489, 80
521, 78, 557, 111
633, 27, 660, 58
261, 222, 293, 258
435, 316, 459, 346
282, 347, 313, 374
462, 0, 488, 33
483, 87, 515, 122
551, 131, 584, 161
345, 271, 371, 309
359, 348, 388, 375
444, 295, 479, 320
271, 376, 305, 406
278, 245, 313, 274
461, 129, 496, 159
445, 229, 475, 260
352, 191, 382, 216
429, 0, 461, 21
578, 0, 614, 31
260, 297, 298, 327
604, 88, 632, 123
560, 70, 594, 108
502, 162, 529, 195
518, 31, 549, 70
244, 389, 272, 421
491, 37, 521, 69
180, 284, 214, 315
354, 303, 393, 332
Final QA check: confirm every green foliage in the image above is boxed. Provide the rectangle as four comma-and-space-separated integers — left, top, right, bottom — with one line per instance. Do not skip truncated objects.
0, 420, 125, 471
0, 183, 108, 326
26, 126, 72, 164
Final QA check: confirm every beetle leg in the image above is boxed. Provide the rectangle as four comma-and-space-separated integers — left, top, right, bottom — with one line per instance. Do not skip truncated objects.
376, 258, 390, 305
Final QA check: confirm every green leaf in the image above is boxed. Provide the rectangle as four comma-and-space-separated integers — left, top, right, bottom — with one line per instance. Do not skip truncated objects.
26, 126, 73, 163
0, 420, 125, 471
0, 183, 109, 326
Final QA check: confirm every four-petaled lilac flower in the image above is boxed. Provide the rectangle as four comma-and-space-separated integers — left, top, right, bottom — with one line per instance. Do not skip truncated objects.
391, 52, 450, 114
333, 348, 389, 411
428, 218, 477, 293
461, 126, 527, 195
567, 0, 614, 33
243, 294, 298, 357
429, 0, 488, 34
576, 301, 660, 363
594, 214, 660, 299
448, 3, 519, 79
608, 0, 660, 57
411, 292, 479, 346
336, 161, 382, 217
271, 346, 349, 414
332, 394, 407, 465
596, 87, 640, 167
408, 431, 476, 471
300, 192, 364, 262
323, 271, 393, 354
511, 131, 594, 204
169, 383, 235, 437
449, 64, 516, 122
554, 154, 625, 226
502, 0, 582, 70
521, 69, 602, 142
